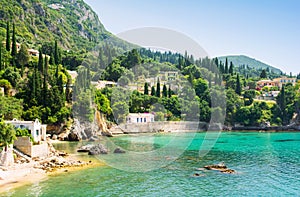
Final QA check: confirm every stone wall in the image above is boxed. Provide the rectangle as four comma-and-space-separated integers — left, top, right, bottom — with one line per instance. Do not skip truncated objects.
14, 137, 32, 157
112, 121, 207, 134
14, 137, 48, 158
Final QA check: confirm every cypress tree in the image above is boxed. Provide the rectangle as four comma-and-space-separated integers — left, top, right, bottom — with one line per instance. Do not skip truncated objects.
151, 86, 156, 96
54, 40, 59, 65
11, 23, 17, 58
162, 84, 167, 97
5, 21, 10, 52
225, 58, 228, 74
235, 74, 241, 95
156, 78, 161, 97
44, 56, 49, 76
168, 85, 172, 98
49, 51, 54, 65
0, 42, 2, 71
65, 77, 72, 103
229, 61, 234, 75
144, 82, 149, 95
38, 48, 43, 73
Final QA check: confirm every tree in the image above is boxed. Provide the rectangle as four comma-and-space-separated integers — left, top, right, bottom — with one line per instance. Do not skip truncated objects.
260, 69, 267, 79
151, 86, 156, 96
225, 58, 228, 74
168, 85, 172, 98
54, 40, 59, 65
5, 21, 10, 52
0, 118, 16, 151
0, 96, 23, 119
11, 23, 17, 58
0, 41, 2, 71
144, 82, 149, 95
38, 48, 43, 73
229, 61, 234, 75
16, 44, 29, 71
235, 74, 241, 95
162, 84, 168, 97
156, 78, 161, 97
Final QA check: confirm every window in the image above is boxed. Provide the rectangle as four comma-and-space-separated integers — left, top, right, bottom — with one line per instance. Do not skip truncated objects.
137, 118, 139, 123
140, 118, 143, 122
36, 130, 39, 136
144, 118, 146, 122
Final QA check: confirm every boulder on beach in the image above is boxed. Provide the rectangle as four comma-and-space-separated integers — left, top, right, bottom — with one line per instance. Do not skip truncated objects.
88, 144, 108, 155
113, 147, 126, 154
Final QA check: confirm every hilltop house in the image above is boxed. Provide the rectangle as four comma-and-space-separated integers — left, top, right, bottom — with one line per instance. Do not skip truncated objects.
126, 113, 155, 124
256, 77, 297, 90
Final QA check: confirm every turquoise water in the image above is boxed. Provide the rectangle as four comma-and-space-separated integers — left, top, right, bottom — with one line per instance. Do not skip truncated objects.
2, 132, 300, 196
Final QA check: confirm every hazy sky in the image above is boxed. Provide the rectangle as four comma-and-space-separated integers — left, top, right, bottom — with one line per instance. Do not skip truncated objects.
84, 0, 300, 74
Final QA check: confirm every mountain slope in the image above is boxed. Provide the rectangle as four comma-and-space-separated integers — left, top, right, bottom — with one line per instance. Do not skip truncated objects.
217, 55, 282, 74
0, 0, 131, 51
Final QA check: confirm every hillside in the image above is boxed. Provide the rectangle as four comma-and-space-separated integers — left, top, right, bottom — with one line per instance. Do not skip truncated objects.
0, 0, 131, 51
218, 55, 282, 74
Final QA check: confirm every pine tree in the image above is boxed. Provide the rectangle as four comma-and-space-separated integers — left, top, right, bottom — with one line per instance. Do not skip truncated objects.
38, 48, 43, 73
156, 78, 161, 97
235, 74, 241, 95
144, 82, 149, 95
5, 21, 10, 52
151, 86, 156, 96
229, 61, 234, 75
162, 84, 167, 97
11, 23, 17, 59
168, 85, 172, 98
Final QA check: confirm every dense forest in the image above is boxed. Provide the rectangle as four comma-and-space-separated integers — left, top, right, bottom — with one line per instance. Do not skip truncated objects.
0, 0, 300, 130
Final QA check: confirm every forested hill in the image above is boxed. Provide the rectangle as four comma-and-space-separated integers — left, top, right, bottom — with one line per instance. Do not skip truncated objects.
0, 0, 131, 51
218, 55, 282, 74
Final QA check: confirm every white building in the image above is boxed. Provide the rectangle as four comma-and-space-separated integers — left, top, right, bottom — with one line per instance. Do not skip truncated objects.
126, 113, 155, 123
5, 119, 47, 143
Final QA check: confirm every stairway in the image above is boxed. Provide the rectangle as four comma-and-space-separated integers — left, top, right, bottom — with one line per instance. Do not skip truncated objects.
13, 148, 32, 162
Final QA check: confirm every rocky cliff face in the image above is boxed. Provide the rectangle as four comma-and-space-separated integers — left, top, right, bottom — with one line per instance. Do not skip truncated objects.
0, 0, 110, 50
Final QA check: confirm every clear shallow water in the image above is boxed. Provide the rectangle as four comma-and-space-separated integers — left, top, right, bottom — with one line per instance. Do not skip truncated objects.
2, 132, 300, 196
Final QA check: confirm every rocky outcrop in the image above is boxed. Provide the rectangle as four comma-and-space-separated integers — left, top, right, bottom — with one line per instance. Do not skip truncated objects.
77, 144, 94, 153
203, 162, 236, 174
88, 144, 108, 155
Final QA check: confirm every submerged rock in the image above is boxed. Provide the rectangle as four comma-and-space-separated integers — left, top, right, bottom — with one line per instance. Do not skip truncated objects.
113, 147, 126, 154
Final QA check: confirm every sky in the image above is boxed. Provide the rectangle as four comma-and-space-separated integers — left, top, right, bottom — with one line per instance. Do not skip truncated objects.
84, 0, 300, 74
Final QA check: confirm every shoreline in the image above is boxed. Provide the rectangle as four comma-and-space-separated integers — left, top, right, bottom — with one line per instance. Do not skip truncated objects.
0, 153, 104, 194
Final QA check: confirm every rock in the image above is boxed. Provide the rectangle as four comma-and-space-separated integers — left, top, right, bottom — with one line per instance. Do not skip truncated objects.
113, 147, 126, 154
204, 162, 227, 170
77, 144, 94, 152
88, 144, 108, 155
220, 169, 236, 174
52, 134, 58, 140
193, 173, 205, 177
89, 136, 99, 142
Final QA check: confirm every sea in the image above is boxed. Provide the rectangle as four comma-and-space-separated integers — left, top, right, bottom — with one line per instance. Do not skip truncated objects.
2, 132, 300, 196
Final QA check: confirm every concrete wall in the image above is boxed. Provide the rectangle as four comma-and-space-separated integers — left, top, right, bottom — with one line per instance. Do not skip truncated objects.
14, 137, 48, 158
115, 121, 207, 134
